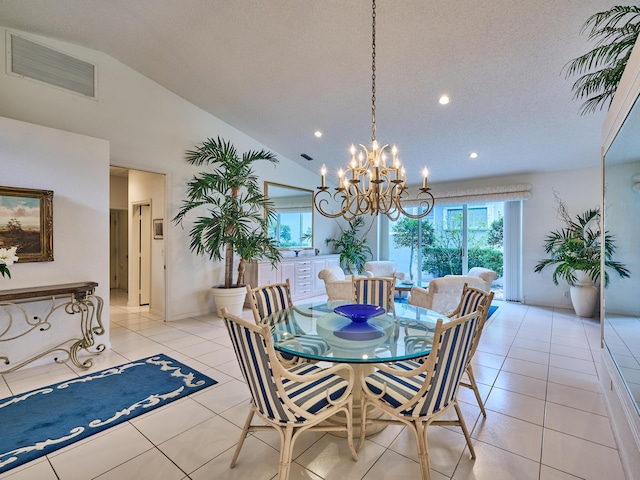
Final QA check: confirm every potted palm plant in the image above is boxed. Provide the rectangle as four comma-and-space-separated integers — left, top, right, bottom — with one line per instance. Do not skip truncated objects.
534, 198, 630, 316
173, 137, 281, 316
325, 216, 372, 275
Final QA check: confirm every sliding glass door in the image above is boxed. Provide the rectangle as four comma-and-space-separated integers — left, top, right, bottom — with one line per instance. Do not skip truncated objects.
389, 201, 505, 298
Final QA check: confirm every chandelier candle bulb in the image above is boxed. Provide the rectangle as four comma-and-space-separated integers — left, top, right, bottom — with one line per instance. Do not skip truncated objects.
422, 168, 429, 189
320, 164, 327, 188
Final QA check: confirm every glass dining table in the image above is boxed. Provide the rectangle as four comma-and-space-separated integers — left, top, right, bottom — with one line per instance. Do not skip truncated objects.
264, 300, 446, 364
263, 299, 448, 435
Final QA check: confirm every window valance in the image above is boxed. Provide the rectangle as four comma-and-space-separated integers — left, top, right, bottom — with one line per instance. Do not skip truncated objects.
403, 183, 531, 207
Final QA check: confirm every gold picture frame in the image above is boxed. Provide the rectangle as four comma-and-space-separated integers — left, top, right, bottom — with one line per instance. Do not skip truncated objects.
0, 186, 54, 262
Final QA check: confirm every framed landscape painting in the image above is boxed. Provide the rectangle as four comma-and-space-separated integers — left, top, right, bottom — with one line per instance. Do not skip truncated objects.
0, 186, 54, 262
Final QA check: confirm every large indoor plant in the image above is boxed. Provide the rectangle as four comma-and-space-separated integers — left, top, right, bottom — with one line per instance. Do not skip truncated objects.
534, 198, 629, 316
173, 137, 281, 316
565, 4, 640, 115
325, 216, 372, 275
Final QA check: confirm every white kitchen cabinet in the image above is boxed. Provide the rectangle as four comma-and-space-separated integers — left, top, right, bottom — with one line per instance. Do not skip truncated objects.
245, 254, 340, 302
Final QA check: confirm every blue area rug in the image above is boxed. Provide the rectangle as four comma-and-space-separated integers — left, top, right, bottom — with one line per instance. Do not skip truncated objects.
0, 354, 217, 473
488, 305, 498, 318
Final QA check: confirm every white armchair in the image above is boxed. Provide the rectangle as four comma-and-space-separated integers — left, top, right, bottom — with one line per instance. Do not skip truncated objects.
407, 275, 486, 314
446, 267, 497, 291
363, 261, 405, 281
318, 266, 355, 301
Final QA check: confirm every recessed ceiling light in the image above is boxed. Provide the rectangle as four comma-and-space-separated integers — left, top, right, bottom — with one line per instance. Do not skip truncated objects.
438, 95, 450, 105
469, 152, 478, 159
314, 131, 322, 138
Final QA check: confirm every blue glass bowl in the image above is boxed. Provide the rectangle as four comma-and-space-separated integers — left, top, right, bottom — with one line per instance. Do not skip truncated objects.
333, 304, 386, 323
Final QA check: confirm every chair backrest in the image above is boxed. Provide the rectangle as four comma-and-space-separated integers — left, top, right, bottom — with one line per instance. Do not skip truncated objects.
456, 284, 489, 317
453, 283, 494, 359
416, 276, 486, 313
246, 280, 293, 324
415, 311, 481, 416
222, 309, 302, 423
352, 277, 395, 311
364, 261, 398, 278
468, 267, 498, 290
318, 266, 347, 282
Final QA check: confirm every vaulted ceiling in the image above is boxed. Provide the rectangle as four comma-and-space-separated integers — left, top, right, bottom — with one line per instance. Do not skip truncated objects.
0, 0, 633, 184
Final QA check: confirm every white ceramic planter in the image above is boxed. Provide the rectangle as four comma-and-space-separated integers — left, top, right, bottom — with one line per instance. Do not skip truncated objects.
569, 270, 598, 317
211, 285, 246, 317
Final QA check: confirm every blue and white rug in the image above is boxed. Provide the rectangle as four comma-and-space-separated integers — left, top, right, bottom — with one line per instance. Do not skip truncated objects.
0, 354, 217, 473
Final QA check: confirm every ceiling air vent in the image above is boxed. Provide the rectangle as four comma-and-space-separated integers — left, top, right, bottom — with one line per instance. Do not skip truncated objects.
8, 33, 96, 98
301, 154, 313, 161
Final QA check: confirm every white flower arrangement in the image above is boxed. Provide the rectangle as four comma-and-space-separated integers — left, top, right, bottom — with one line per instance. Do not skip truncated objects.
0, 247, 19, 279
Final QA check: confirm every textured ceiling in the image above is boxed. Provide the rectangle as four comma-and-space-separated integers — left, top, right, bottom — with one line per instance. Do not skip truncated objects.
0, 0, 633, 184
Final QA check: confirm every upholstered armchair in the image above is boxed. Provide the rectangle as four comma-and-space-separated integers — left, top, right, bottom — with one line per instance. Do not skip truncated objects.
407, 275, 486, 314
446, 266, 497, 291
363, 261, 405, 280
317, 266, 356, 301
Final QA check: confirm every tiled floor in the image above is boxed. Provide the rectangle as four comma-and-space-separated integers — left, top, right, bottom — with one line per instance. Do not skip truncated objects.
0, 290, 628, 480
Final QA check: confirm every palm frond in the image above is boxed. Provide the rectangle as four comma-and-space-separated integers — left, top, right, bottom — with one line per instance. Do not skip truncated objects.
565, 4, 640, 115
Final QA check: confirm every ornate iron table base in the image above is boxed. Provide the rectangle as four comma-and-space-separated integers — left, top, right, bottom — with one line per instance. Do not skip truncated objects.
0, 282, 105, 374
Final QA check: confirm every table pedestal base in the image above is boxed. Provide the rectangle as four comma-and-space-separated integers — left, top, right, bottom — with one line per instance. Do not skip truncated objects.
322, 363, 387, 437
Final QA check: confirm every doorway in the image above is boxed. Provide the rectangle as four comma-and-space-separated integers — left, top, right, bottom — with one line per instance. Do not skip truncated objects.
109, 167, 166, 318
133, 202, 151, 306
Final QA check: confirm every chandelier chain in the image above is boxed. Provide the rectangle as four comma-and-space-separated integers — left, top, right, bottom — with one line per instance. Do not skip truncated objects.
313, 0, 434, 221
371, 0, 376, 143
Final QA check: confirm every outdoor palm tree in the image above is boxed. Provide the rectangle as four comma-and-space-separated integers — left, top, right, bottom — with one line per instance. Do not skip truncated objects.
566, 4, 640, 115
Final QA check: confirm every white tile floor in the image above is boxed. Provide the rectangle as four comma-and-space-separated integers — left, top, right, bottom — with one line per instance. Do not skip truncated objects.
0, 290, 628, 480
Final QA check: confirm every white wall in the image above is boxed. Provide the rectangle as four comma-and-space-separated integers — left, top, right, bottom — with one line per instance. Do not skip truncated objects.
0, 27, 339, 320
0, 26, 606, 317
0, 115, 110, 365
429, 167, 601, 309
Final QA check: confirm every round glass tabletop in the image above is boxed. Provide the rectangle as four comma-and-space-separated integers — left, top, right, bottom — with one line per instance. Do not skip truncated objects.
263, 300, 447, 363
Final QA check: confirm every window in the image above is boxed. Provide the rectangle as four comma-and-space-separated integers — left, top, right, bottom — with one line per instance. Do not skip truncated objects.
389, 201, 507, 299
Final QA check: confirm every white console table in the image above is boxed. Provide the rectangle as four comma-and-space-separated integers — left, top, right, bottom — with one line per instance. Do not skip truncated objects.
0, 281, 105, 373
246, 254, 340, 301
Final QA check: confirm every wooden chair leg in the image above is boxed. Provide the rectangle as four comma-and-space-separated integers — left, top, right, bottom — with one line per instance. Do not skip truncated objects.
278, 424, 295, 480
466, 364, 487, 417
412, 421, 432, 480
230, 407, 254, 468
455, 402, 476, 459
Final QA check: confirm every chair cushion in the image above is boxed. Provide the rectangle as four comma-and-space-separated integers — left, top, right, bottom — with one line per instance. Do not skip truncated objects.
363, 360, 427, 414
283, 363, 350, 416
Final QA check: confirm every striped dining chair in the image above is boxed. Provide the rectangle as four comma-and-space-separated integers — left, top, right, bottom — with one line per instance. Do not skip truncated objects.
246, 280, 330, 365
352, 276, 395, 312
221, 309, 358, 480
358, 310, 481, 480
246, 279, 293, 321
447, 283, 494, 417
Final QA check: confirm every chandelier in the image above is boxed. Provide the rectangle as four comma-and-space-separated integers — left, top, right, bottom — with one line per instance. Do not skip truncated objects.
314, 0, 435, 221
